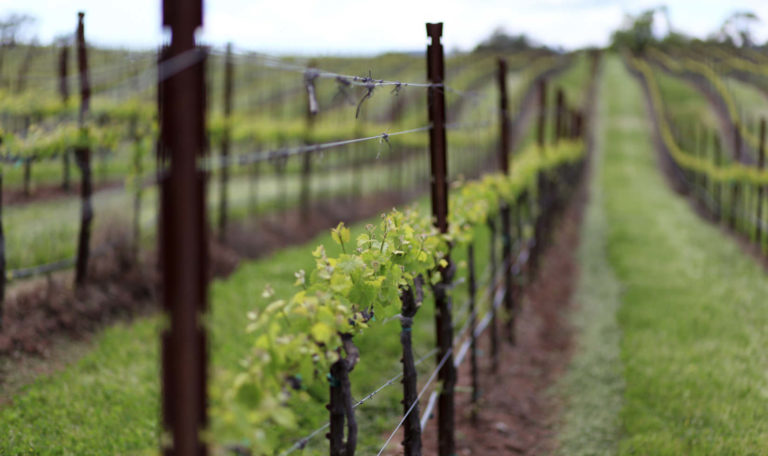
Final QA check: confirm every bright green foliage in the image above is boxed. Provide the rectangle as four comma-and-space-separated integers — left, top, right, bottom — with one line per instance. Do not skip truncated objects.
649, 48, 761, 151
217, 210, 447, 450
224, 138, 584, 453
0, 123, 122, 160
449, 139, 583, 241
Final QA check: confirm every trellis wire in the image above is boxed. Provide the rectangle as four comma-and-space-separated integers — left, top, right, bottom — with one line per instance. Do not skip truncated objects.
420, 243, 531, 431
220, 48, 437, 88
375, 347, 454, 456
217, 46, 485, 99
206, 117, 500, 172
279, 348, 439, 456
204, 125, 432, 170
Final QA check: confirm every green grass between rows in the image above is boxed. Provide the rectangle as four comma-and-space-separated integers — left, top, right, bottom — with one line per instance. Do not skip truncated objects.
561, 55, 768, 455
554, 57, 624, 456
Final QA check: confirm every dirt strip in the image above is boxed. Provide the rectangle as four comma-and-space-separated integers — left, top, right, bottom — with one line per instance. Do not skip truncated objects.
416, 170, 586, 456
3, 178, 124, 206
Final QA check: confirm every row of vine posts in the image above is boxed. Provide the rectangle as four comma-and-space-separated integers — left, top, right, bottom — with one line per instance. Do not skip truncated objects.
633, 54, 768, 257
0, 12, 95, 326
668, 104, 768, 249
157, 0, 591, 449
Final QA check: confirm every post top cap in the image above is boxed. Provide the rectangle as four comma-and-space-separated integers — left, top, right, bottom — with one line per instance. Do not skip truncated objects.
426, 23, 443, 38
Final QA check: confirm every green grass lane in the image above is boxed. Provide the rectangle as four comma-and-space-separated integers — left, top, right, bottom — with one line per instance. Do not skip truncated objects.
653, 66, 719, 131
724, 76, 768, 125
561, 55, 768, 454
555, 59, 624, 456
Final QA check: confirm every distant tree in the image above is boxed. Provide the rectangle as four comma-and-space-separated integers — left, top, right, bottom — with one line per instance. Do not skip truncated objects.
0, 13, 35, 47
473, 27, 546, 54
716, 11, 760, 48
660, 31, 690, 49
0, 14, 35, 88
610, 9, 656, 54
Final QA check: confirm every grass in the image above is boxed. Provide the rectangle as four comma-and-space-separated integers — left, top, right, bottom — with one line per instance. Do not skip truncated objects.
652, 66, 719, 132
0, 195, 496, 455
0, 138, 435, 271
554, 58, 624, 456
556, 55, 768, 454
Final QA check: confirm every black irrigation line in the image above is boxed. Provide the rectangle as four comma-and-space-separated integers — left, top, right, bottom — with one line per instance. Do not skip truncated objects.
5, 241, 114, 282
6, 257, 75, 281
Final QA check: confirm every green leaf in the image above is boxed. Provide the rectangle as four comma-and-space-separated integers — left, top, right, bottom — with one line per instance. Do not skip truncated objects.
310, 322, 334, 344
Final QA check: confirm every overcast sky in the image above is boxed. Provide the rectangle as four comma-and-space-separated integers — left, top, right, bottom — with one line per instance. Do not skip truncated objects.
2, 0, 768, 54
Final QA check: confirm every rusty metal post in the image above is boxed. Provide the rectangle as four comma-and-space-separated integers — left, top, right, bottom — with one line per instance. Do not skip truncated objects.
22, 156, 31, 197
249, 157, 260, 215
76, 14, 90, 125
501, 202, 514, 344
130, 116, 143, 259
61, 46, 72, 192
731, 123, 742, 230
497, 57, 515, 343
756, 119, 766, 245
494, 57, 511, 355
426, 22, 455, 456
555, 88, 564, 143
536, 78, 547, 151
158, 0, 208, 453
497, 59, 510, 174
467, 243, 479, 423
487, 217, 499, 375
575, 111, 584, 140
300, 62, 317, 221
74, 12, 92, 288
0, 172, 4, 323
218, 43, 233, 241
531, 78, 548, 274
58, 46, 69, 103
714, 131, 723, 221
